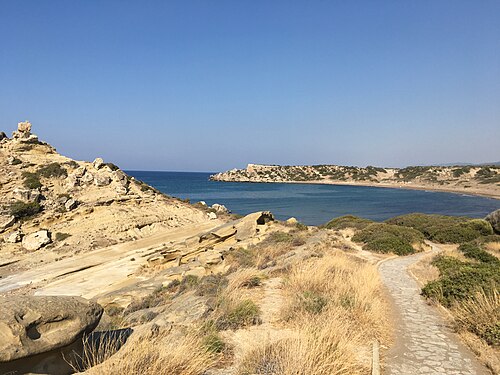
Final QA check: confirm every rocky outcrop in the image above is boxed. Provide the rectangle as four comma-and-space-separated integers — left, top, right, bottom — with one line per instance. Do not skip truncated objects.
4, 230, 22, 243
0, 132, 7, 141
22, 230, 51, 250
0, 295, 103, 362
212, 203, 229, 213
11, 121, 39, 143
0, 215, 15, 233
485, 209, 500, 234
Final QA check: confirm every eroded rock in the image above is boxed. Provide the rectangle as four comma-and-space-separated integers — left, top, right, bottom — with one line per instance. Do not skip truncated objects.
4, 230, 22, 243
486, 209, 500, 234
22, 230, 51, 250
95, 173, 111, 187
0, 295, 103, 362
0, 215, 15, 232
211, 203, 229, 213
93, 157, 104, 169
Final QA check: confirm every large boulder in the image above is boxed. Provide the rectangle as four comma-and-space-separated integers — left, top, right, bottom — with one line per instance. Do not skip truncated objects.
22, 230, 51, 250
0, 296, 103, 362
211, 203, 229, 214
485, 209, 500, 234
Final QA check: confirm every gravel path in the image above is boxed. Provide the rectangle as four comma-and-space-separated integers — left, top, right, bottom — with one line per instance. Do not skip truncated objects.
379, 246, 490, 375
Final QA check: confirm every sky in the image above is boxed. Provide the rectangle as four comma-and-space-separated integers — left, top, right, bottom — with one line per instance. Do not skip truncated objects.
1, 1, 499, 172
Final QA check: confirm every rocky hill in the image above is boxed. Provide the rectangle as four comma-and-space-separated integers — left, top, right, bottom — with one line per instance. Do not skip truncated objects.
211, 163, 500, 198
0, 121, 210, 268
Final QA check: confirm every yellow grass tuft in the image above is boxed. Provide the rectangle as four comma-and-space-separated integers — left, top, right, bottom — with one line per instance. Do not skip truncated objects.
237, 310, 365, 375
81, 328, 219, 375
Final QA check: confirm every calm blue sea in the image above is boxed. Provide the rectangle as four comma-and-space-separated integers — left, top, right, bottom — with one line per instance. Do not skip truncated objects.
126, 171, 500, 226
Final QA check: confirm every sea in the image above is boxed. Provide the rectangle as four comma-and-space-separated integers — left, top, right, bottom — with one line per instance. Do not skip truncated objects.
126, 171, 500, 226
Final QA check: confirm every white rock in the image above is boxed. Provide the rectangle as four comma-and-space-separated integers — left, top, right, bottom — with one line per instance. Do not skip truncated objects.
5, 231, 22, 243
65, 199, 78, 211
81, 172, 94, 185
17, 121, 32, 133
286, 217, 298, 225
22, 230, 51, 251
93, 158, 104, 169
207, 212, 217, 220
211, 203, 229, 213
198, 201, 207, 206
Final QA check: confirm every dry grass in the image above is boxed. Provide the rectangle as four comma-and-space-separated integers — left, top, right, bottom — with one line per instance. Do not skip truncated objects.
236, 251, 388, 374
453, 289, 499, 347
208, 269, 263, 330
455, 290, 500, 374
83, 328, 219, 375
282, 251, 387, 339
237, 312, 364, 375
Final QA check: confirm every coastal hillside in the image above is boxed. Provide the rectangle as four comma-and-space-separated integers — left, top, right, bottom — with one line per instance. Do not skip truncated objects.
211, 163, 500, 198
0, 122, 210, 268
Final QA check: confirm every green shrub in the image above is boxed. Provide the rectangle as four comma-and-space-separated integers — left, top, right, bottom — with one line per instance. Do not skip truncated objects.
300, 291, 328, 314
37, 162, 67, 178
22, 172, 42, 189
422, 255, 499, 307
8, 200, 42, 218
386, 213, 493, 243
352, 223, 424, 255
323, 215, 373, 230
202, 331, 226, 353
215, 299, 260, 330
458, 243, 500, 265
268, 231, 294, 243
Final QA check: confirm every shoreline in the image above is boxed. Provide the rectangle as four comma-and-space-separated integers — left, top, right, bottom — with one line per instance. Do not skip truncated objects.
211, 178, 500, 200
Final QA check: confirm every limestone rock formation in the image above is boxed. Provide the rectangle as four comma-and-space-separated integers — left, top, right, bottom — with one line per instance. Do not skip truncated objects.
4, 230, 22, 243
93, 157, 104, 169
0, 215, 15, 233
0, 295, 103, 362
485, 209, 500, 234
22, 230, 51, 250
11, 121, 39, 143
212, 203, 229, 213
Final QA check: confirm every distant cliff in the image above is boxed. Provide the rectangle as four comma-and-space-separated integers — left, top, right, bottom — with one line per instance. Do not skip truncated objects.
211, 163, 500, 199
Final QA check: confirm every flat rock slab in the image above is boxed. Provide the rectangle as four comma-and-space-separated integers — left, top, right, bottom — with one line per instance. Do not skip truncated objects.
379, 248, 489, 375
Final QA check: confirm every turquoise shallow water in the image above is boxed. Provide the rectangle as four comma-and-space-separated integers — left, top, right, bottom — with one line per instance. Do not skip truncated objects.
127, 171, 500, 226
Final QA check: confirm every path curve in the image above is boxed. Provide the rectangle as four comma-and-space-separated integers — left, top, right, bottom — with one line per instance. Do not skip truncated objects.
379, 244, 490, 375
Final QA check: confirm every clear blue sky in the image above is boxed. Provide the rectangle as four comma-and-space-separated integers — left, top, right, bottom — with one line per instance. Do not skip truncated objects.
1, 1, 499, 171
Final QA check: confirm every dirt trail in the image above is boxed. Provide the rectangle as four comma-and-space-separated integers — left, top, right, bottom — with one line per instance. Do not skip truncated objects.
379, 244, 490, 375
219, 277, 290, 374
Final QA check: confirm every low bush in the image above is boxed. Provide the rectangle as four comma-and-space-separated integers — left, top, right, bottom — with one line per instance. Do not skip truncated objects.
323, 215, 373, 230
352, 223, 424, 255
37, 162, 67, 178
422, 255, 499, 307
458, 243, 500, 265
22, 171, 42, 189
386, 213, 493, 243
213, 299, 260, 330
8, 200, 41, 219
